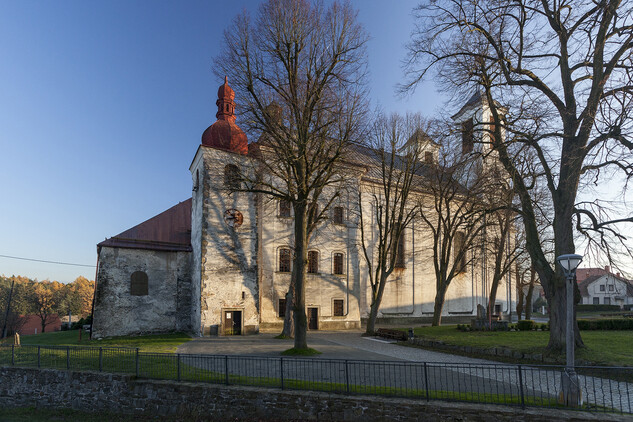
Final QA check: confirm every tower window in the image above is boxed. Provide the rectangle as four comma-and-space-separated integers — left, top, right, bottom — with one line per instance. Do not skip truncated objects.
454, 231, 467, 273
333, 253, 344, 275
279, 200, 291, 217
424, 151, 433, 164
279, 248, 291, 273
462, 118, 474, 154
224, 164, 241, 190
130, 271, 148, 296
333, 206, 344, 224
394, 226, 405, 268
307, 251, 319, 274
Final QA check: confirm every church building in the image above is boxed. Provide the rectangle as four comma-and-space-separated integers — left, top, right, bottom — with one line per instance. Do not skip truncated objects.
91, 78, 513, 338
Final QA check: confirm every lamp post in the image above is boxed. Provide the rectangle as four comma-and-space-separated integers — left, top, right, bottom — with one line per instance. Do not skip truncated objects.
555, 253, 583, 406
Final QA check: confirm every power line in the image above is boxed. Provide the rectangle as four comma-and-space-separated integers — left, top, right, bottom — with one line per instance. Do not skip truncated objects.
0, 254, 95, 268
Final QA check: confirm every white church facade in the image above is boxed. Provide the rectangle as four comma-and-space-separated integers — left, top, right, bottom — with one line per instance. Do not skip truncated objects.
91, 79, 513, 338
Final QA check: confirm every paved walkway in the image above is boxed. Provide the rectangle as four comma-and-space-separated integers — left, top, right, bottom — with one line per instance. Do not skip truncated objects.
177, 330, 495, 364
175, 331, 632, 413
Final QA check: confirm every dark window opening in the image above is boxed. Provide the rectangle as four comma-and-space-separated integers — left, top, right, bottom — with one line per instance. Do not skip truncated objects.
600, 284, 606, 292
333, 299, 344, 317
462, 118, 474, 154
593, 297, 600, 305
609, 285, 615, 292
279, 248, 291, 272
130, 271, 148, 296
604, 297, 611, 305
424, 151, 433, 164
394, 226, 405, 268
279, 200, 291, 217
454, 231, 467, 273
224, 164, 241, 190
333, 253, 344, 275
278, 298, 287, 318
308, 251, 319, 274
333, 206, 344, 224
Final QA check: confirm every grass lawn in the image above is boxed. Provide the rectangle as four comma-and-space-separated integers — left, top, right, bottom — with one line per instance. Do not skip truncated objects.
411, 325, 633, 367
0, 330, 191, 353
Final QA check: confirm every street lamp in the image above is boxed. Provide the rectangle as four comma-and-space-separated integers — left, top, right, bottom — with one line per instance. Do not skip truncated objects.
555, 253, 583, 406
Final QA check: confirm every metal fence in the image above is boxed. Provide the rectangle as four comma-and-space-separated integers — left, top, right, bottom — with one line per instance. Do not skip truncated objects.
1, 344, 631, 415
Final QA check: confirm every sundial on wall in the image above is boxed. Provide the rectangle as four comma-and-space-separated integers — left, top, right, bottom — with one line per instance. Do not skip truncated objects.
224, 209, 243, 228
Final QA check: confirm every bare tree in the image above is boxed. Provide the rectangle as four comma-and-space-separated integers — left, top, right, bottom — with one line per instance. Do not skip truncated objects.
358, 113, 426, 334
418, 135, 487, 326
215, 0, 368, 350
406, 1, 633, 351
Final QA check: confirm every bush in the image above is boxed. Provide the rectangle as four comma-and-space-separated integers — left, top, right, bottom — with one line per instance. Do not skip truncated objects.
576, 304, 621, 312
517, 320, 535, 331
577, 319, 633, 330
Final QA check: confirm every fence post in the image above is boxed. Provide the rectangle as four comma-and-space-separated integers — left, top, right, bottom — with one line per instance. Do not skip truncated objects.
135, 348, 139, 378
99, 347, 103, 372
423, 362, 430, 402
11, 345, 14, 366
280, 358, 284, 390
177, 354, 181, 382
224, 355, 229, 385
345, 360, 350, 394
517, 365, 525, 409
66, 346, 70, 370
37, 346, 40, 368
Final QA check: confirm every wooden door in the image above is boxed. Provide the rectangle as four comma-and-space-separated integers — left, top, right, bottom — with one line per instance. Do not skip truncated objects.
308, 307, 318, 330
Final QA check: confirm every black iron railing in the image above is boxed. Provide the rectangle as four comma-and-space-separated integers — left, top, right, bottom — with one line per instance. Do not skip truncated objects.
0, 344, 630, 414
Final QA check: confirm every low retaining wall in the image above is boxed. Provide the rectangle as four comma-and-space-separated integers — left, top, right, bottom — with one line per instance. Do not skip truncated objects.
408, 338, 575, 365
0, 366, 620, 421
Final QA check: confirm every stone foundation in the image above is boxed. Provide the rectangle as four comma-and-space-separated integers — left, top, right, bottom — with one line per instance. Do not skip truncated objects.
0, 366, 619, 421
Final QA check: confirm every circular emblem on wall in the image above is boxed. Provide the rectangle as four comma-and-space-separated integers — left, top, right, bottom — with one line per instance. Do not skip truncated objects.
224, 209, 243, 228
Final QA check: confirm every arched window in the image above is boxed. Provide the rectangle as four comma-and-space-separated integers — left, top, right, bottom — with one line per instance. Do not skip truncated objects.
333, 252, 344, 275
333, 206, 344, 224
279, 200, 291, 217
454, 231, 467, 273
394, 226, 405, 268
279, 248, 291, 273
224, 164, 241, 190
307, 251, 319, 274
130, 271, 148, 296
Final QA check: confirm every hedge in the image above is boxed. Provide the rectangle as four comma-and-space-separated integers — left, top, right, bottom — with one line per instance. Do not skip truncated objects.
517, 320, 535, 331
576, 304, 621, 312
577, 318, 633, 330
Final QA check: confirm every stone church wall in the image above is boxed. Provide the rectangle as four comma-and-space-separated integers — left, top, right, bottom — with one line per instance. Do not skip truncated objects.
92, 247, 192, 338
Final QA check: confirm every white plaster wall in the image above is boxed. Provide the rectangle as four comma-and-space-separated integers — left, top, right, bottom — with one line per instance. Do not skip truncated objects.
198, 147, 259, 335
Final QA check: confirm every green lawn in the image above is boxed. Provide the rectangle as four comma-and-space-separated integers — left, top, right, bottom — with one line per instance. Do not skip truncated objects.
0, 330, 191, 353
411, 325, 633, 367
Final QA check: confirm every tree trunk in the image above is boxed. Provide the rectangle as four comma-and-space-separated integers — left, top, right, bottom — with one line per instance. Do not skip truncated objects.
292, 203, 309, 350
432, 287, 447, 326
525, 269, 535, 320
280, 283, 294, 338
365, 273, 389, 335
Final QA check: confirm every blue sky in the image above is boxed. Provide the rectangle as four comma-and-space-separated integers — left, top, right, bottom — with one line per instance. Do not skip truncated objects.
0, 1, 445, 282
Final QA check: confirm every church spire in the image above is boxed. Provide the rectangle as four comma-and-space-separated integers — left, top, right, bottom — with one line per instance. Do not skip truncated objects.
216, 76, 236, 122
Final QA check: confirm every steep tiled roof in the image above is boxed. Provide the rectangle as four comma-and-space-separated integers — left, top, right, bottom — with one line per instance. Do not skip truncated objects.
98, 199, 192, 252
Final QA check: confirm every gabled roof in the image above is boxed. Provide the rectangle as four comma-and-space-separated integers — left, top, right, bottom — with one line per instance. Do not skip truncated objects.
98, 199, 192, 252
577, 273, 633, 297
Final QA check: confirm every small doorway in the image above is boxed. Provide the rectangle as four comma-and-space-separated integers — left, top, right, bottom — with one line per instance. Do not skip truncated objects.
308, 307, 318, 330
223, 310, 242, 335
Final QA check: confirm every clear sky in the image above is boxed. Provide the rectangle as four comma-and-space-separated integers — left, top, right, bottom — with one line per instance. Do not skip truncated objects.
0, 1, 445, 283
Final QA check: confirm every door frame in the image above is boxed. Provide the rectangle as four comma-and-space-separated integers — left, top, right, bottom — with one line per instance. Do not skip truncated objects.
221, 308, 244, 336
307, 306, 319, 330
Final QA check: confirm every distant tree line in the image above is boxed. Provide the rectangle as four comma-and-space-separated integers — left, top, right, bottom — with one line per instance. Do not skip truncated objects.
0, 275, 94, 337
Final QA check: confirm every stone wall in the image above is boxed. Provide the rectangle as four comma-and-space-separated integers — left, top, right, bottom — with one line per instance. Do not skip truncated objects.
92, 247, 192, 338
0, 366, 617, 421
